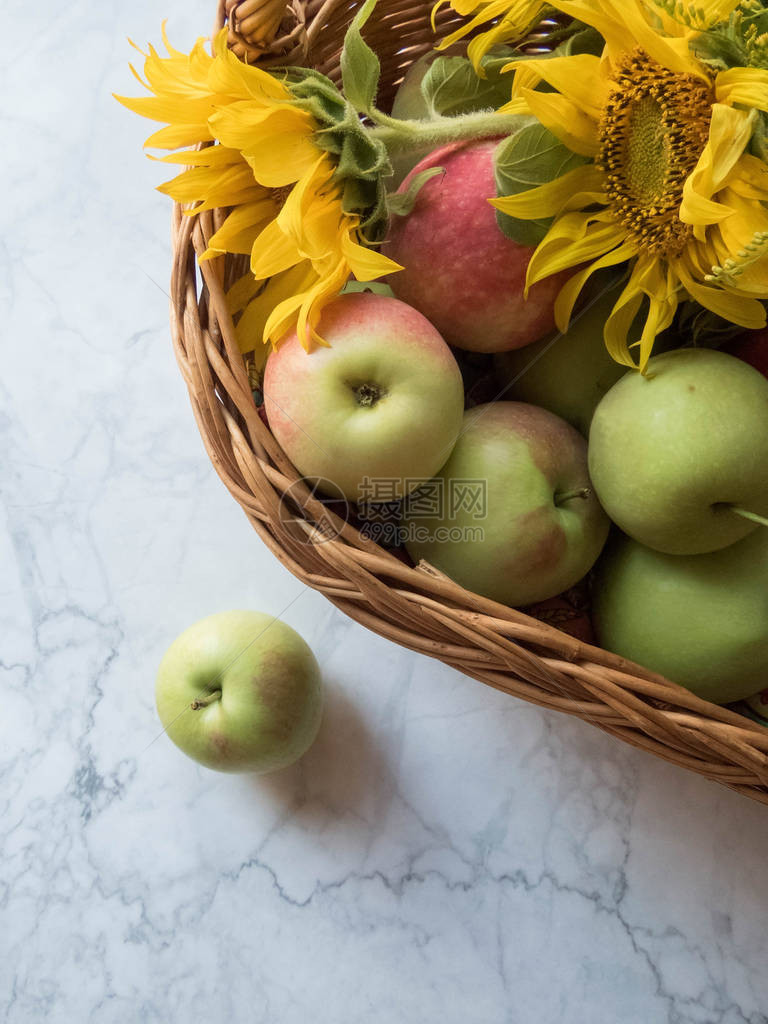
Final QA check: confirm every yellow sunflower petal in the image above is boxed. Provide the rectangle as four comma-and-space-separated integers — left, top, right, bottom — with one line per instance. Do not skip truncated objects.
634, 260, 679, 370
497, 96, 532, 115
520, 88, 600, 158
707, 192, 768, 293
437, 0, 544, 62
208, 33, 292, 102
277, 158, 343, 261
502, 55, 609, 121
548, 0, 636, 56
490, 164, 606, 220
298, 258, 353, 348
341, 227, 403, 281
158, 159, 266, 211
716, 67, 768, 114
526, 211, 627, 288
250, 217, 303, 279
675, 258, 767, 329
227, 273, 264, 318
681, 105, 756, 229
603, 286, 645, 370
210, 104, 318, 188
552, 239, 639, 331
557, 0, 703, 77
684, 105, 757, 237
602, 255, 681, 372
202, 199, 276, 259
236, 264, 317, 352
723, 154, 768, 201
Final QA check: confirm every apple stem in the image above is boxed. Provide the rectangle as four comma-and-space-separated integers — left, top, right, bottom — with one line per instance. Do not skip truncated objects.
554, 487, 591, 507
729, 505, 768, 529
190, 689, 222, 711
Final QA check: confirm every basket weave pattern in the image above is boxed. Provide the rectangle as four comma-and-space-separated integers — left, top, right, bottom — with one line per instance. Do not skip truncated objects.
168, 0, 768, 803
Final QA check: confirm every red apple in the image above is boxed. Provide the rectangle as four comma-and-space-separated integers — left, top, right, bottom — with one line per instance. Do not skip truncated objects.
724, 328, 768, 378
384, 139, 569, 353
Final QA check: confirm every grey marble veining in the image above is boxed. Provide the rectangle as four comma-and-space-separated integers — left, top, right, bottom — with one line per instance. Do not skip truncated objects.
2, 3, 768, 1022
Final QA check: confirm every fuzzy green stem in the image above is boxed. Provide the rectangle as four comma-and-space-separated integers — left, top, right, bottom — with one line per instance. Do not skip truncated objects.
190, 689, 222, 711
729, 505, 768, 529
369, 109, 524, 155
554, 487, 592, 507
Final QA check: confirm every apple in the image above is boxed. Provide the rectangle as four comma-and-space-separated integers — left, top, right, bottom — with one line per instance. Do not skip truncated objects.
588, 348, 768, 555
724, 327, 768, 378
263, 292, 465, 502
389, 52, 512, 186
494, 286, 627, 436
402, 402, 610, 606
384, 139, 570, 353
155, 611, 322, 773
391, 52, 436, 121
593, 529, 768, 705
389, 54, 446, 187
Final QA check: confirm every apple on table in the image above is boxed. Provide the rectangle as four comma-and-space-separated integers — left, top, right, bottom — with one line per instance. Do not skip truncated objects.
155, 611, 323, 773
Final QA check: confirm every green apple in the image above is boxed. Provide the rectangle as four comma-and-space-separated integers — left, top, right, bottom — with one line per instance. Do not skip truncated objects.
155, 611, 323, 773
403, 402, 610, 606
593, 530, 768, 705
589, 348, 768, 555
494, 288, 627, 436
264, 292, 465, 502
391, 52, 435, 120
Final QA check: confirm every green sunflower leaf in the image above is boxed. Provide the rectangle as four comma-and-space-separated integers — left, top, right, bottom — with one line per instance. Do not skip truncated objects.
340, 0, 381, 113
420, 56, 513, 118
493, 119, 590, 246
387, 167, 445, 218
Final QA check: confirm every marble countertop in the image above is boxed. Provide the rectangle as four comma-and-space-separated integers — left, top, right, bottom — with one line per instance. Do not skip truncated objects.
3, 3, 768, 1022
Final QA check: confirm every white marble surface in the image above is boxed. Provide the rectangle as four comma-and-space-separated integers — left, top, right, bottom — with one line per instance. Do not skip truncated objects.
3, 3, 768, 1022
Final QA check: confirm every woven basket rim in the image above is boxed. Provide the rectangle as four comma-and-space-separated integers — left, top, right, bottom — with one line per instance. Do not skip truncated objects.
166, 0, 768, 804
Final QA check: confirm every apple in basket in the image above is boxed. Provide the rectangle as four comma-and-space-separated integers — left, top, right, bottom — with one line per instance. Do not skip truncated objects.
402, 402, 610, 607
263, 292, 465, 502
593, 529, 768, 705
383, 139, 570, 353
588, 348, 768, 555
494, 285, 627, 436
155, 611, 323, 773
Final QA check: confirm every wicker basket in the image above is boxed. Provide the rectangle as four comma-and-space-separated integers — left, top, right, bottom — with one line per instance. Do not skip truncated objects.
168, 0, 768, 804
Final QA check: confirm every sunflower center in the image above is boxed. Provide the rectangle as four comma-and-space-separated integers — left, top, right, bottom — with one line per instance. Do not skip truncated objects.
599, 50, 713, 257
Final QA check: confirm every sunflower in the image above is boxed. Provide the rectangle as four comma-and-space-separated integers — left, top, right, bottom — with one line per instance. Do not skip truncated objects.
116, 27, 401, 354
433, 0, 548, 66
491, 0, 768, 370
